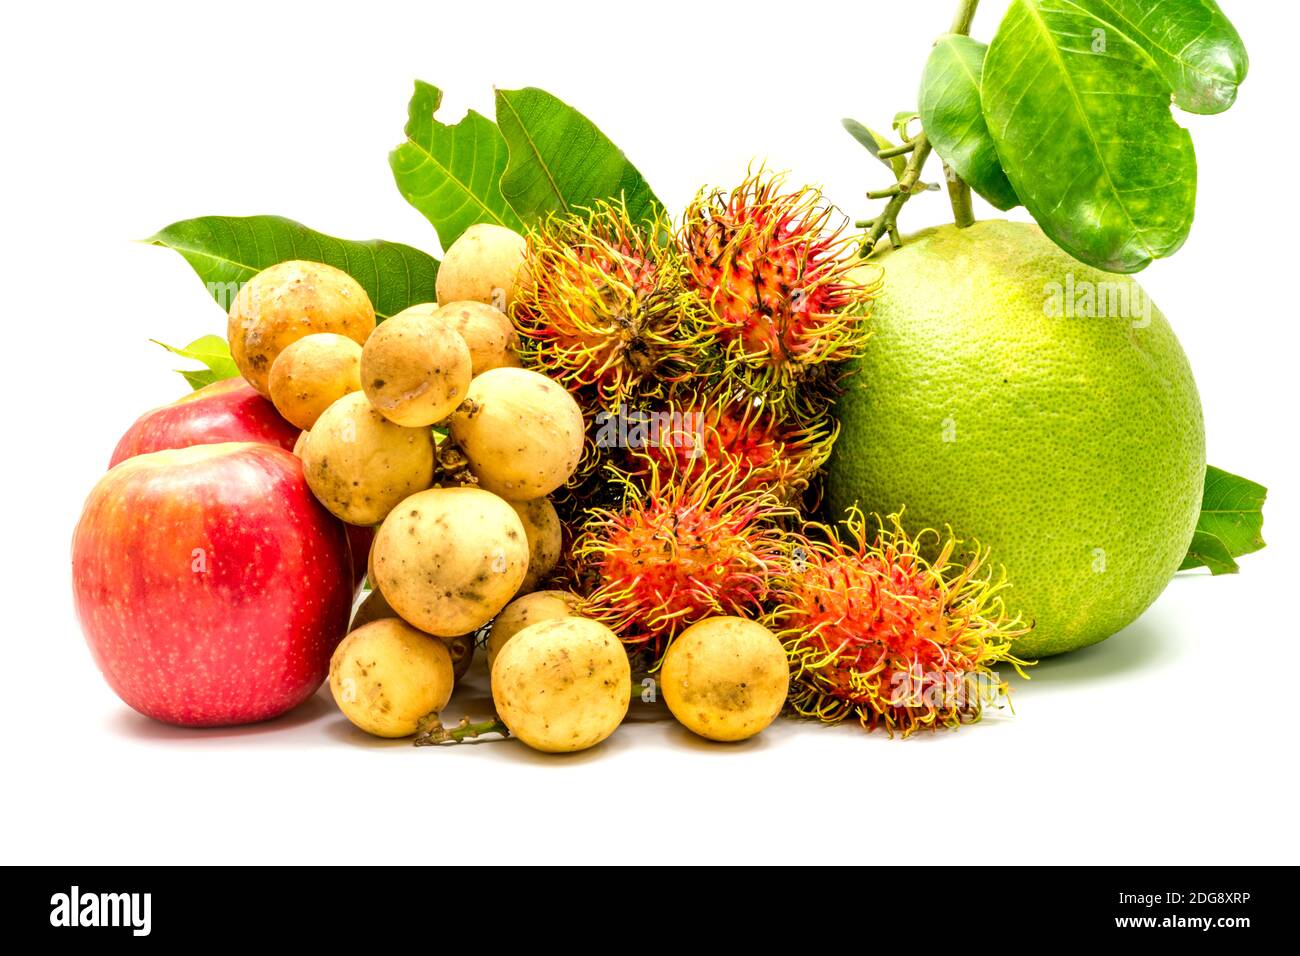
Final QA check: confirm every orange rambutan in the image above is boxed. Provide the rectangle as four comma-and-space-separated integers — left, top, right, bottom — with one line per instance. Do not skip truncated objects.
679, 169, 881, 407
574, 457, 795, 660
775, 510, 1031, 736
606, 385, 837, 506
512, 200, 713, 408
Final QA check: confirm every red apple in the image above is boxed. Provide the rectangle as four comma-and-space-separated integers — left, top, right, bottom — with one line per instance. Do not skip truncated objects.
72, 442, 353, 726
109, 377, 298, 468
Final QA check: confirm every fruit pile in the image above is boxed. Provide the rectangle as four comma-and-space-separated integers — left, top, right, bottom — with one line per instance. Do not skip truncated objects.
70, 1, 1272, 758
73, 169, 1037, 752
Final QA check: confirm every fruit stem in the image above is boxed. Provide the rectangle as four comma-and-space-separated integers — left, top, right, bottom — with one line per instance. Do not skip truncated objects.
945, 162, 977, 228
944, 0, 980, 228
949, 0, 979, 34
860, 132, 933, 257
860, 0, 981, 255
413, 716, 510, 746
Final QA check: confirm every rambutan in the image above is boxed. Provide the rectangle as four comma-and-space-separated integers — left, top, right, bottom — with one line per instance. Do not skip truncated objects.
605, 385, 838, 506
679, 169, 881, 406
775, 510, 1031, 737
574, 458, 795, 660
512, 200, 713, 408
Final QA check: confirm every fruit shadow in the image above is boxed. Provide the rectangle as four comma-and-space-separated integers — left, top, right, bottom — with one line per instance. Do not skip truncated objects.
105, 686, 338, 743
1001, 613, 1175, 693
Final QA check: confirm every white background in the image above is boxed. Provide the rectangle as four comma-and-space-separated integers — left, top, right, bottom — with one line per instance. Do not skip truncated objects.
2, 0, 1295, 865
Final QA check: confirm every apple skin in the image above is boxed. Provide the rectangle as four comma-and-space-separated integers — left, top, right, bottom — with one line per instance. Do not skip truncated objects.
108, 379, 378, 588
72, 442, 354, 727
109, 378, 299, 468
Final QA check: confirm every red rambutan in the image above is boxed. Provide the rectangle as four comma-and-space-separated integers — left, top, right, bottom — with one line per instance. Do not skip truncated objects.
679, 169, 881, 406
574, 457, 796, 660
512, 200, 713, 408
775, 510, 1031, 737
606, 385, 838, 506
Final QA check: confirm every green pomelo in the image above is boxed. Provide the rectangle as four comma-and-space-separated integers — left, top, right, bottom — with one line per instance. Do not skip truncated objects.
827, 221, 1205, 657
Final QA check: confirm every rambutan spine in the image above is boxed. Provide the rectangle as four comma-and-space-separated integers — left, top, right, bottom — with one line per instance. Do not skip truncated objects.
607, 384, 838, 507
679, 168, 882, 409
574, 456, 796, 661
775, 510, 1032, 737
511, 199, 714, 409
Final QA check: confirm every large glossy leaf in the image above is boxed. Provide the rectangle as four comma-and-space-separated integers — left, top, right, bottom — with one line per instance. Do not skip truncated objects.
1072, 0, 1248, 114
389, 81, 523, 251
983, 0, 1197, 272
1179, 465, 1267, 574
494, 87, 661, 225
146, 215, 439, 321
918, 35, 1019, 211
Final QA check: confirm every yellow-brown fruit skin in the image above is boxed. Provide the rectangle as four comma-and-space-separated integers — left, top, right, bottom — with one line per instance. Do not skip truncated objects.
449, 368, 585, 500
492, 617, 630, 753
435, 224, 529, 310
660, 617, 788, 742
301, 391, 435, 526
485, 590, 580, 672
360, 311, 472, 427
228, 260, 375, 397
349, 588, 475, 682
328, 618, 454, 738
371, 486, 529, 637
268, 332, 364, 430
509, 498, 563, 593
431, 301, 519, 375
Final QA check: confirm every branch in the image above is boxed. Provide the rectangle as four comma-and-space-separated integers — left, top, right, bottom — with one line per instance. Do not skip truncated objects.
858, 0, 983, 255
945, 0, 981, 228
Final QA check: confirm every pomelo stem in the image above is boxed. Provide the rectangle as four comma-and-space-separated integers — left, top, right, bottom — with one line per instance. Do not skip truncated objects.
861, 0, 981, 255
945, 0, 979, 228
861, 133, 932, 256
949, 0, 979, 34
945, 162, 976, 229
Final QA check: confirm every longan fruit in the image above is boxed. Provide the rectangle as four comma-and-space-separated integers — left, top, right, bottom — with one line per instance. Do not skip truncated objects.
268, 332, 363, 430
301, 391, 435, 525
228, 260, 374, 397
510, 498, 563, 593
329, 618, 454, 738
360, 311, 472, 427
350, 587, 475, 681
660, 617, 789, 742
371, 486, 529, 637
485, 590, 580, 672
492, 617, 630, 753
448, 368, 585, 500
435, 224, 529, 310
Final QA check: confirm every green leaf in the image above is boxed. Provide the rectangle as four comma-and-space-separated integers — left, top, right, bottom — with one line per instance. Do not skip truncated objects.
842, 118, 907, 179
1071, 0, 1248, 114
494, 87, 662, 226
146, 215, 439, 321
892, 111, 919, 136
982, 0, 1197, 273
1179, 465, 1267, 573
1179, 530, 1239, 575
389, 81, 524, 252
152, 334, 238, 390
919, 35, 1020, 211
